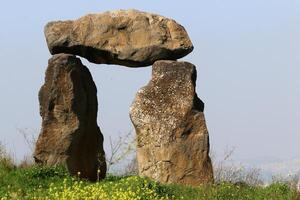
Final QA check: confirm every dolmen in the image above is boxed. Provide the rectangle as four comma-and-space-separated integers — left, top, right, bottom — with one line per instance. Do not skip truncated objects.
34, 9, 213, 185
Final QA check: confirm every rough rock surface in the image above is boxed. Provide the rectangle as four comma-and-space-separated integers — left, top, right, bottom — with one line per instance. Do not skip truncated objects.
34, 53, 106, 181
45, 9, 193, 67
130, 60, 213, 186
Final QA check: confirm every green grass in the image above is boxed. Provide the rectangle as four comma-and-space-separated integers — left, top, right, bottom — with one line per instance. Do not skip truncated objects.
0, 164, 299, 200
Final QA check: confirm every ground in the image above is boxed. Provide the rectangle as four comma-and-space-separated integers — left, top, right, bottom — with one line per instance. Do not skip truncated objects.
0, 164, 299, 200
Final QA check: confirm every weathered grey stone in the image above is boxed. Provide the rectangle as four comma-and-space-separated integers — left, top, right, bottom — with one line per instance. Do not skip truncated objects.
130, 60, 213, 186
34, 53, 106, 181
45, 9, 193, 67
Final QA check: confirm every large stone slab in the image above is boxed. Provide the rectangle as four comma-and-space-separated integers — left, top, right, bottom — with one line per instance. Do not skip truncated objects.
34, 53, 106, 181
45, 9, 193, 67
130, 60, 213, 186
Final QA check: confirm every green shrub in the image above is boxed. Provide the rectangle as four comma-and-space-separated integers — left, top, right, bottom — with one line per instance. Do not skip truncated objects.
25, 165, 69, 179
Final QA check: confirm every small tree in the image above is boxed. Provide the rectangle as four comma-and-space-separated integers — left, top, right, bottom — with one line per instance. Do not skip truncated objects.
106, 131, 136, 174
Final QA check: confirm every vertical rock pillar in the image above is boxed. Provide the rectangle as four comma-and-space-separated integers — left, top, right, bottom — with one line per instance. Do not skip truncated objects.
130, 60, 213, 186
34, 53, 106, 181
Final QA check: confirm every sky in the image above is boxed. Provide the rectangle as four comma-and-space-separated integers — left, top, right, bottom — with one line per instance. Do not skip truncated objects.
0, 0, 299, 171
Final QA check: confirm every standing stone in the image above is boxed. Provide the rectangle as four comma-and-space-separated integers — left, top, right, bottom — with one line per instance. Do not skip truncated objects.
44, 9, 193, 67
34, 53, 106, 181
130, 60, 213, 186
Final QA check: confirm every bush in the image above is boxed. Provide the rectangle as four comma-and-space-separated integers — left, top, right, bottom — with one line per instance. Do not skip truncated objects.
0, 143, 15, 172
212, 147, 263, 186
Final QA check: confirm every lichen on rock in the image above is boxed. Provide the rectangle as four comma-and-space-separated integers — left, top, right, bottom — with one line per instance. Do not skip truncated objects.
130, 60, 213, 186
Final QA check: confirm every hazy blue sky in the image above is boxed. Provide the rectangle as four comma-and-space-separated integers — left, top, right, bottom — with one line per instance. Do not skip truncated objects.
0, 0, 299, 165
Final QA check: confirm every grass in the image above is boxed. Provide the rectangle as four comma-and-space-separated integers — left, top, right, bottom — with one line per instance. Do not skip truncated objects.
0, 164, 299, 200
1, 142, 299, 199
